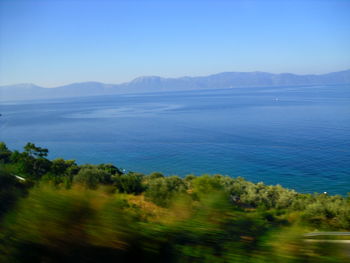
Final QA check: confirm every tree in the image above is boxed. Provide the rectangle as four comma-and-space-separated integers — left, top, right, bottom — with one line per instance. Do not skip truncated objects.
9, 149, 51, 180
98, 163, 123, 176
41, 159, 78, 186
7, 143, 52, 180
24, 143, 48, 158
0, 142, 12, 164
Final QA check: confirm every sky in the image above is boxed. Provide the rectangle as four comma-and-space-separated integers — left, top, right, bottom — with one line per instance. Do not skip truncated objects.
0, 0, 349, 87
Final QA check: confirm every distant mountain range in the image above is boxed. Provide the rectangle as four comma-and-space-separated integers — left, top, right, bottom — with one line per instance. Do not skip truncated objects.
1, 69, 350, 101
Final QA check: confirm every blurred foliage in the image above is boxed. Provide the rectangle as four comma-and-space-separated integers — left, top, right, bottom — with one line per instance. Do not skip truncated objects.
74, 166, 113, 189
0, 166, 28, 218
0, 142, 349, 262
145, 176, 187, 207
113, 172, 144, 194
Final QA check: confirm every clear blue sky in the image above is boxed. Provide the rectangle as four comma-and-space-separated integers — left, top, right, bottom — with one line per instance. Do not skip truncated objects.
0, 0, 349, 87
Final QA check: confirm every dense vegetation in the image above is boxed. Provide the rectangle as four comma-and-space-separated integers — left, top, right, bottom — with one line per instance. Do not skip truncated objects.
0, 142, 349, 262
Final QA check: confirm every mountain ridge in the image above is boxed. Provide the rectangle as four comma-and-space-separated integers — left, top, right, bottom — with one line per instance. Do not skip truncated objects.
1, 69, 350, 101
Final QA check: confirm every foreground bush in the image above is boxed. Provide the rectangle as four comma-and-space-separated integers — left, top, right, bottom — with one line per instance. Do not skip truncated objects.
0, 142, 349, 262
0, 184, 349, 263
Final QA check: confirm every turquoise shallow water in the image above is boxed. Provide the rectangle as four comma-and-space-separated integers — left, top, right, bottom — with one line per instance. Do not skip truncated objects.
1, 85, 349, 194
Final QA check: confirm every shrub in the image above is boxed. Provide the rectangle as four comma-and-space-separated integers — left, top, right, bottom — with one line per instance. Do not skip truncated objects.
74, 167, 112, 189
113, 172, 144, 194
145, 176, 187, 207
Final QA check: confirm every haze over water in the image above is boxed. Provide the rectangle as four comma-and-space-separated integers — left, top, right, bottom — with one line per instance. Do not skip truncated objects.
1, 84, 349, 195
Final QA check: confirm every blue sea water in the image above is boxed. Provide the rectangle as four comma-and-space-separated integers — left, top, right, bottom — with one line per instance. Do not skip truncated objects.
1, 85, 349, 195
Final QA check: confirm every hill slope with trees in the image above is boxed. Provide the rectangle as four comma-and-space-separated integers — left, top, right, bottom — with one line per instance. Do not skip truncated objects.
0, 142, 349, 262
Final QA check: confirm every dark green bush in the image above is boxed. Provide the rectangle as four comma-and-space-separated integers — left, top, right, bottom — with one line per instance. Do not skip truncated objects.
145, 176, 188, 207
74, 167, 112, 189
113, 172, 144, 194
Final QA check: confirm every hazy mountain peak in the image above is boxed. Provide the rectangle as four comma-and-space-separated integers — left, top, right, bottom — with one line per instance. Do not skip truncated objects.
4, 83, 43, 89
130, 76, 163, 83
60, 81, 105, 87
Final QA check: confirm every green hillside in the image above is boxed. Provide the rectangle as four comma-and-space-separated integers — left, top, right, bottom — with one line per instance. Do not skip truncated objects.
1, 142, 349, 262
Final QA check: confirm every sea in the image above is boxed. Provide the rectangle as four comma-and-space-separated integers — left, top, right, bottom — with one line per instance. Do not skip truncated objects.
1, 84, 349, 195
